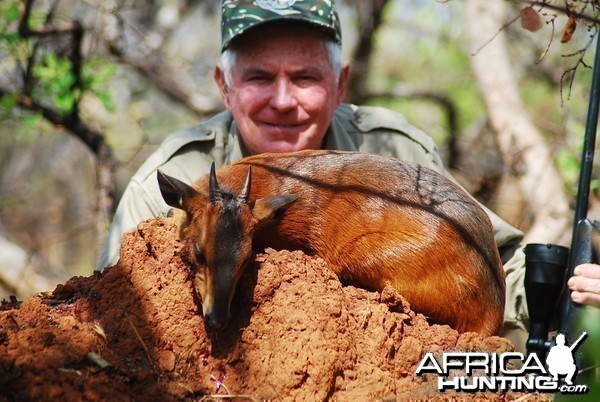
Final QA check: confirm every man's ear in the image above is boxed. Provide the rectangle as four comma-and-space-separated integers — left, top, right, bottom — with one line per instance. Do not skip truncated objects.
252, 194, 300, 223
336, 61, 351, 105
214, 65, 230, 108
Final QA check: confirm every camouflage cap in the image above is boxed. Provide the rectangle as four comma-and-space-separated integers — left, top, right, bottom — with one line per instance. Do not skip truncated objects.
221, 0, 342, 52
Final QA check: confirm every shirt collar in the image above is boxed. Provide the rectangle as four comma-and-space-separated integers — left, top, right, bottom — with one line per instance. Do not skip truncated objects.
225, 120, 251, 165
322, 110, 359, 151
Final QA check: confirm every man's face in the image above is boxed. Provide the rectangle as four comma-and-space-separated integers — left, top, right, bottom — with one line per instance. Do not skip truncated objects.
215, 25, 349, 155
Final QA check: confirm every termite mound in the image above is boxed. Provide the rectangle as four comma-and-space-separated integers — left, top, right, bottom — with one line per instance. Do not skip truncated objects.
0, 217, 540, 401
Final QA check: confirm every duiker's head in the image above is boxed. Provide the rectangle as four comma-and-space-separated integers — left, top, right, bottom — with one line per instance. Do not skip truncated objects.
157, 164, 298, 330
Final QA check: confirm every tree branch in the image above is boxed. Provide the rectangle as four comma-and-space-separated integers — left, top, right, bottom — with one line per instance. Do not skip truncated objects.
513, 0, 600, 25
7, 0, 117, 258
346, 0, 391, 104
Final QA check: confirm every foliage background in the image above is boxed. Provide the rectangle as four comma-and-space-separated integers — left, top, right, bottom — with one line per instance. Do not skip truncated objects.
0, 0, 599, 306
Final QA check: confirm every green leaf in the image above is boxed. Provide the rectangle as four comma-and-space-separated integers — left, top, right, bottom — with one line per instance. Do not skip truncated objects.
21, 112, 43, 128
95, 63, 117, 83
31, 53, 80, 112
591, 179, 600, 194
0, 92, 17, 111
83, 59, 117, 113
54, 93, 75, 112
5, 2, 20, 24
0, 32, 21, 45
556, 151, 580, 195
55, 72, 76, 92
94, 90, 116, 113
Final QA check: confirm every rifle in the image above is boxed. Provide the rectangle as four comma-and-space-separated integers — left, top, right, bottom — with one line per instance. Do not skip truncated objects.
569, 331, 588, 352
524, 27, 600, 384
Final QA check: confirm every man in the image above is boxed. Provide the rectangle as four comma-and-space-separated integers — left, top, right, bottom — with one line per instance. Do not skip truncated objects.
98, 0, 599, 346
546, 333, 578, 385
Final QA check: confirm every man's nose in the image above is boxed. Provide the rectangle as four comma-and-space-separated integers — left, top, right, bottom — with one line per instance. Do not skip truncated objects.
269, 78, 297, 111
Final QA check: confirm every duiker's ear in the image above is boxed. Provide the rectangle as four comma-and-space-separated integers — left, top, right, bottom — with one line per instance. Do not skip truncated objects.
252, 194, 300, 222
157, 170, 199, 210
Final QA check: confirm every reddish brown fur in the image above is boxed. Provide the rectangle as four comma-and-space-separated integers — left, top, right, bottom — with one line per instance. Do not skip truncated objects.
173, 150, 505, 336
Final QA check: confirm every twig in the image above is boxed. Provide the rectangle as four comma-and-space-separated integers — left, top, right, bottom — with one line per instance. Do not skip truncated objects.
126, 315, 154, 366
560, 27, 597, 104
58, 367, 82, 376
535, 10, 557, 63
18, 0, 78, 37
471, 14, 521, 57
69, 21, 84, 119
210, 373, 231, 394
8, 314, 21, 330
514, 0, 600, 25
86, 351, 112, 369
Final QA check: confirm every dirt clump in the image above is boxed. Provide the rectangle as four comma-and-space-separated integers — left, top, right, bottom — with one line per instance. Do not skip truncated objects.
0, 217, 541, 401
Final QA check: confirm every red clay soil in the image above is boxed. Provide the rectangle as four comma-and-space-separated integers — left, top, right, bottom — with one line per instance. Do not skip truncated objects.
0, 217, 544, 401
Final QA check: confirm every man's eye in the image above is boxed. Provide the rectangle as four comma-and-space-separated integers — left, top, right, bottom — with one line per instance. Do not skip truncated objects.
193, 244, 207, 265
295, 76, 319, 86
247, 76, 270, 83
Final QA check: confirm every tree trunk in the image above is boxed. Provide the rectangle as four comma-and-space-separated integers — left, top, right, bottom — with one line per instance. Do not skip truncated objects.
95, 143, 116, 260
345, 0, 391, 104
464, 0, 571, 244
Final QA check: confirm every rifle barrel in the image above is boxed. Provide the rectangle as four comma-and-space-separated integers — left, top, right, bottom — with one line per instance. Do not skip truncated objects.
572, 32, 600, 231
568, 331, 587, 352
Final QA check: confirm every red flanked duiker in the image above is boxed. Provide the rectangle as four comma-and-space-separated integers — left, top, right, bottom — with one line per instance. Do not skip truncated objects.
157, 150, 505, 335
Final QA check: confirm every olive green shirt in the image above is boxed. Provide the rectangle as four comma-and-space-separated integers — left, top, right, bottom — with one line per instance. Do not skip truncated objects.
97, 104, 528, 348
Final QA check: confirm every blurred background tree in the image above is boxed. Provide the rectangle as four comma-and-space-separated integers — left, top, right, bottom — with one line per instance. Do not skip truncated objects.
1, 0, 599, 300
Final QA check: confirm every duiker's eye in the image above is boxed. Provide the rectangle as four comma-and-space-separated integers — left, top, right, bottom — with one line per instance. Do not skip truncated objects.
193, 244, 207, 265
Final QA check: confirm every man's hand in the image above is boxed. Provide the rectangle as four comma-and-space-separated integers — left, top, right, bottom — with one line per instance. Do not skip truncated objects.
568, 263, 600, 307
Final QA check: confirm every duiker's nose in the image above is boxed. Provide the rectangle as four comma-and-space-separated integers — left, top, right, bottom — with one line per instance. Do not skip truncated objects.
203, 310, 230, 331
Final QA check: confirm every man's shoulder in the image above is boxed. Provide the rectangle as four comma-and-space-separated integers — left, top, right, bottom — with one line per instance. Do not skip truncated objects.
131, 110, 232, 183
158, 110, 233, 155
335, 104, 437, 154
